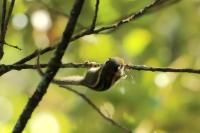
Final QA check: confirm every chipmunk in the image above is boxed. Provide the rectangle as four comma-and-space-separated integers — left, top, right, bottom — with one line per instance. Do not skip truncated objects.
37, 57, 125, 91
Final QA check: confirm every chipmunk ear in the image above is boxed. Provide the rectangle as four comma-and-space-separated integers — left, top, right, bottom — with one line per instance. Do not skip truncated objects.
108, 58, 112, 61
105, 58, 113, 65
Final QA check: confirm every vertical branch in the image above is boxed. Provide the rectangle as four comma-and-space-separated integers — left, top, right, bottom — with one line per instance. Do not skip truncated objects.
0, 0, 16, 60
3, 0, 15, 39
90, 0, 100, 30
0, 0, 7, 39
0, 0, 7, 59
12, 0, 85, 133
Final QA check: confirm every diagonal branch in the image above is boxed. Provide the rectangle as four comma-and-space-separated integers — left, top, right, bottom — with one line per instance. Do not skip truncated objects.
4, 42, 22, 50
94, 0, 181, 33
60, 85, 132, 133
71, 0, 181, 40
12, 0, 85, 132
0, 47, 56, 76
14, 47, 56, 65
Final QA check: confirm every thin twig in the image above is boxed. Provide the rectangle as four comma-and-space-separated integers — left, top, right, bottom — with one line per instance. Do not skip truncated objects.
0, 47, 56, 76
126, 65, 200, 74
3, 0, 15, 38
12, 0, 85, 132
4, 42, 22, 50
60, 85, 132, 133
90, 0, 100, 31
14, 47, 56, 65
0, 63, 200, 74
94, 0, 181, 33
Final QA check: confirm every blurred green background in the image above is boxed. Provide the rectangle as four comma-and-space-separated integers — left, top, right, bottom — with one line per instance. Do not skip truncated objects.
0, 0, 200, 133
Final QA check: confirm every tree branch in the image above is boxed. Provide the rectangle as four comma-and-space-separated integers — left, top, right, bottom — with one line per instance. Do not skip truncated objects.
16, 48, 56, 65
71, 0, 180, 40
126, 64, 200, 74
0, 62, 199, 75
60, 85, 132, 133
12, 0, 85, 132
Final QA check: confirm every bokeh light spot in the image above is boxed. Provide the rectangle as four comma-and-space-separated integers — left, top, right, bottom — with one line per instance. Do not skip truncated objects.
123, 28, 152, 56
0, 96, 13, 123
155, 73, 170, 88
100, 102, 115, 118
79, 35, 117, 62
33, 31, 50, 48
31, 10, 52, 32
12, 13, 28, 30
119, 87, 126, 95
30, 112, 60, 133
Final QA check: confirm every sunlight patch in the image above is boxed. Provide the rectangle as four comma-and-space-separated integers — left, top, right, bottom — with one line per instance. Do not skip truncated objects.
155, 73, 170, 88
30, 112, 60, 133
31, 10, 52, 32
123, 28, 152, 56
